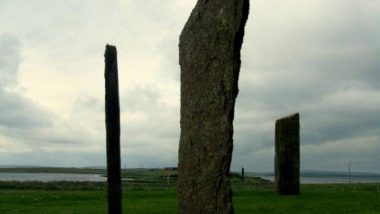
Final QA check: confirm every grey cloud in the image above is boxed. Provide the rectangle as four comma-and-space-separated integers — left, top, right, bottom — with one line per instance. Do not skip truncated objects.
73, 94, 103, 112
0, 34, 21, 86
0, 34, 85, 148
0, 90, 53, 128
300, 135, 380, 172
123, 84, 162, 112
301, 94, 380, 145
242, 1, 380, 90
120, 83, 179, 163
231, 0, 380, 172
0, 34, 54, 129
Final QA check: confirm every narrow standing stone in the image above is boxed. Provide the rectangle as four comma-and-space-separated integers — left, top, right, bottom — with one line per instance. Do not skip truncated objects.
104, 44, 122, 214
178, 1, 250, 213
241, 167, 245, 182
275, 113, 300, 195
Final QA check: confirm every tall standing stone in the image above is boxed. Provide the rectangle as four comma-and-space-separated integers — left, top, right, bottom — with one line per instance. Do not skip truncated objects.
104, 44, 122, 214
275, 113, 300, 195
178, 1, 250, 213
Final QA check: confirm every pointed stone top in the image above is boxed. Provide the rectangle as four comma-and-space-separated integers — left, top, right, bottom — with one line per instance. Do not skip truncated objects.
106, 43, 116, 48
105, 44, 117, 58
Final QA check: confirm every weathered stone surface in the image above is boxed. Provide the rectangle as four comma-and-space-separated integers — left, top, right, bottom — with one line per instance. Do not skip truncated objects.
178, 1, 250, 213
275, 113, 300, 195
104, 44, 122, 214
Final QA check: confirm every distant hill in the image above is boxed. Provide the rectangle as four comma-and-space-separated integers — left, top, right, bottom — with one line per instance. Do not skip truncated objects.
245, 170, 380, 178
0, 165, 43, 168
0, 167, 106, 174
0, 166, 168, 175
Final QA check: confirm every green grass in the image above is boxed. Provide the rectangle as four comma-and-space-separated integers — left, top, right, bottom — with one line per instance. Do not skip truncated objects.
0, 190, 177, 214
234, 190, 380, 214
0, 183, 379, 213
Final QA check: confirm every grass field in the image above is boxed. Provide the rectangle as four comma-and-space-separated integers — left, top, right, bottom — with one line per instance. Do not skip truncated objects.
0, 182, 379, 213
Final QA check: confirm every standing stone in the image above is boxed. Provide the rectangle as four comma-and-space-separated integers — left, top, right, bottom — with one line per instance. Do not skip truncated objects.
104, 44, 122, 214
178, 1, 250, 213
241, 167, 245, 182
275, 113, 300, 195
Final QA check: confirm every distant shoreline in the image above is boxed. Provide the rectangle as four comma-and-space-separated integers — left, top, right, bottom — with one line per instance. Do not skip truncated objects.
1, 167, 380, 177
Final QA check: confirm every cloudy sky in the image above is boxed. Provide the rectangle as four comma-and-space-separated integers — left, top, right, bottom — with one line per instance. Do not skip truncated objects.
0, 0, 379, 173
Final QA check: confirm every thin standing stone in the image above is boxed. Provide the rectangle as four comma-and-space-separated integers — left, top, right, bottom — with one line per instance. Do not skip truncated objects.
275, 113, 300, 195
104, 44, 122, 214
241, 167, 245, 182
